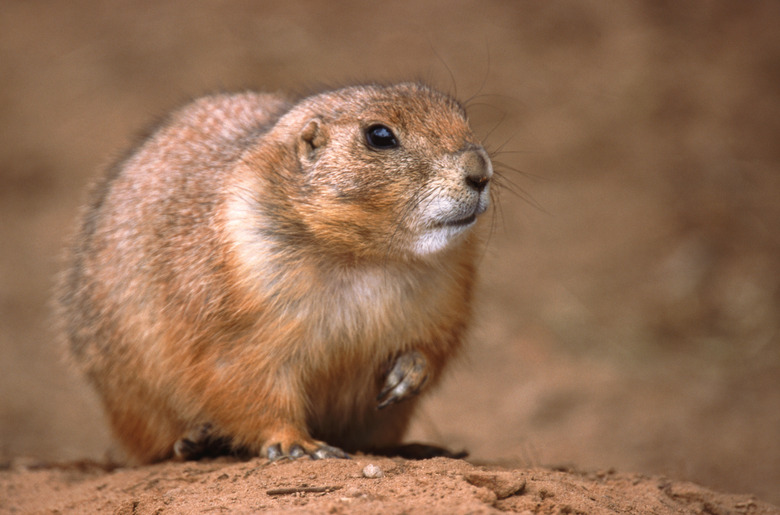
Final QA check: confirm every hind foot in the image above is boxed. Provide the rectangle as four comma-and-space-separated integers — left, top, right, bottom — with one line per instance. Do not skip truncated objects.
173, 423, 235, 460
262, 427, 349, 461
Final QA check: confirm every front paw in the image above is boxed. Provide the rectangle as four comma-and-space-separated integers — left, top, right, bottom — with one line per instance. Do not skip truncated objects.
377, 350, 428, 409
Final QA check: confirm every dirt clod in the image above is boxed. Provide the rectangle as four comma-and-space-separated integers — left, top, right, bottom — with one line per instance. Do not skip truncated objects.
464, 471, 527, 499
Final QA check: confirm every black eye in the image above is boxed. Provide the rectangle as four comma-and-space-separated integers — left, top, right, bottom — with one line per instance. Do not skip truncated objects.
364, 124, 398, 150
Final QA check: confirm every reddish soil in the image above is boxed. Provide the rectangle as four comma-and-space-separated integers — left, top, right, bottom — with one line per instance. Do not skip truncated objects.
3, 456, 777, 514
1, 2, 778, 513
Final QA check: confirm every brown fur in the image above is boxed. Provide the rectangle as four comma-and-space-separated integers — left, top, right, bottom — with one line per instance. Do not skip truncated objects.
58, 83, 492, 463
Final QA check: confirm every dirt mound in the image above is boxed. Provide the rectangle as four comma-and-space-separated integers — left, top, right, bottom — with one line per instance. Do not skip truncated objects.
2, 456, 776, 514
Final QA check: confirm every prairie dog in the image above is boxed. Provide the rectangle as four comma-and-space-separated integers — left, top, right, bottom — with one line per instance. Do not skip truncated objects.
59, 82, 492, 463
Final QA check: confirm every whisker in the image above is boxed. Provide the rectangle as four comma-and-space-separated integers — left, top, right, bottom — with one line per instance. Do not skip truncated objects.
490, 160, 548, 183
480, 110, 508, 148
428, 42, 458, 100
483, 132, 521, 157
492, 170, 546, 214
475, 196, 501, 268
382, 185, 432, 266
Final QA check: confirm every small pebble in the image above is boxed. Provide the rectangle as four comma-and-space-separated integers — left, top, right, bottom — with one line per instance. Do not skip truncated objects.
344, 486, 364, 498
362, 463, 383, 478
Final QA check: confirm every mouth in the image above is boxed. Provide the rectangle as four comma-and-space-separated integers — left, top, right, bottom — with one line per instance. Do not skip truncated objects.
413, 205, 486, 255
441, 212, 477, 228
438, 200, 489, 229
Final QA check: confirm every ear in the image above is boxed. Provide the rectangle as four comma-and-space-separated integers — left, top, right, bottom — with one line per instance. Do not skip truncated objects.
298, 117, 327, 162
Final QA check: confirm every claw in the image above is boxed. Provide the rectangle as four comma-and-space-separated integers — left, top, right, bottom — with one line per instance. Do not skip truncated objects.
289, 444, 306, 458
173, 437, 199, 459
312, 445, 350, 460
266, 443, 284, 461
173, 423, 235, 460
265, 441, 349, 461
377, 350, 428, 409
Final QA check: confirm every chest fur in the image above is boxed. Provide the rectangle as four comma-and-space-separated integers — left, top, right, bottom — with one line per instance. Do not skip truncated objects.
223, 192, 470, 356
286, 262, 457, 354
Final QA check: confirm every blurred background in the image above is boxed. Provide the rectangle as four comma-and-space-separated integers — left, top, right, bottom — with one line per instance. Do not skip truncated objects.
1, 0, 778, 505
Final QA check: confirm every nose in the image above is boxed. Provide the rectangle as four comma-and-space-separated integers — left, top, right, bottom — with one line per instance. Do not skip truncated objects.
462, 146, 493, 193
466, 173, 490, 193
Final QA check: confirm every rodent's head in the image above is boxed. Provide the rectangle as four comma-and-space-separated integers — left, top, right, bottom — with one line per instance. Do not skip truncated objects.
278, 83, 492, 260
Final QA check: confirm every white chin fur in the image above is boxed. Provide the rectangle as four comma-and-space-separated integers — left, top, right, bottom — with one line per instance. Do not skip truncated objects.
412, 222, 474, 256
411, 191, 488, 256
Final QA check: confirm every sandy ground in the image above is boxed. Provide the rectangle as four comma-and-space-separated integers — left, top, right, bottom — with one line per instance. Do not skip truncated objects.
1, 1, 779, 512
3, 456, 779, 514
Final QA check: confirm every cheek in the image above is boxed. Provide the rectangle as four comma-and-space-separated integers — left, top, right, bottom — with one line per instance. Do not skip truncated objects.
408, 176, 462, 219
303, 144, 433, 254
302, 172, 413, 251
311, 150, 410, 216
